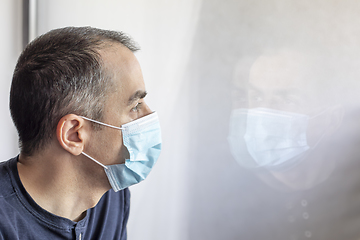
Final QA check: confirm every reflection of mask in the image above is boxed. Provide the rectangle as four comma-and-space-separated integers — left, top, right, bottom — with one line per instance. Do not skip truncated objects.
228, 108, 311, 170
82, 112, 162, 191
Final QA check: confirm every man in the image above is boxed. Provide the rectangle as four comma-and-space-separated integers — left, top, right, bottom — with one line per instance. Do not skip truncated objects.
0, 26, 161, 239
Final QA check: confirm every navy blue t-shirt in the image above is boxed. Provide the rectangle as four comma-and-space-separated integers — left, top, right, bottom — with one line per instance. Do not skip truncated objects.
0, 156, 130, 240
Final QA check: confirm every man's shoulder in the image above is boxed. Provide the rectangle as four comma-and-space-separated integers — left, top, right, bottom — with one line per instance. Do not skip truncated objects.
97, 187, 130, 211
0, 158, 23, 239
0, 157, 17, 198
92, 188, 130, 221
86, 188, 130, 239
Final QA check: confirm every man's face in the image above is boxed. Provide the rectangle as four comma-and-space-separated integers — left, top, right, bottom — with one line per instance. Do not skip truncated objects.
233, 51, 324, 115
230, 51, 340, 190
84, 44, 152, 167
232, 51, 331, 147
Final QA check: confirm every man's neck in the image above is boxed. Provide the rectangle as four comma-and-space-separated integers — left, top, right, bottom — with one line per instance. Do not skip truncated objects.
17, 146, 110, 221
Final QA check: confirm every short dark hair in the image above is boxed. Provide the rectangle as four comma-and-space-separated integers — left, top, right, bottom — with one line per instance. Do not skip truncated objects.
10, 26, 140, 156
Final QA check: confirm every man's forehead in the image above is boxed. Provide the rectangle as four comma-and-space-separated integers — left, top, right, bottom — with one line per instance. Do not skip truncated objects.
100, 44, 146, 107
248, 52, 317, 90
99, 44, 137, 71
100, 44, 142, 82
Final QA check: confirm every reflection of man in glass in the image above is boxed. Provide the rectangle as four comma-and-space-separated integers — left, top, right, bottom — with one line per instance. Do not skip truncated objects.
226, 49, 360, 240
228, 49, 344, 190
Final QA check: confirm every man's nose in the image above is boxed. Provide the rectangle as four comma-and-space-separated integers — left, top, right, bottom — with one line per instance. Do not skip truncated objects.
142, 102, 153, 117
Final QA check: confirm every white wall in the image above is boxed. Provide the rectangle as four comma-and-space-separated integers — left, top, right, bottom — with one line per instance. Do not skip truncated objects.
0, 0, 22, 161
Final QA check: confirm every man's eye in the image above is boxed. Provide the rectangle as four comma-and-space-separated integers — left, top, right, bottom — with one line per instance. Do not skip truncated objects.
249, 94, 263, 102
131, 102, 142, 112
281, 96, 299, 106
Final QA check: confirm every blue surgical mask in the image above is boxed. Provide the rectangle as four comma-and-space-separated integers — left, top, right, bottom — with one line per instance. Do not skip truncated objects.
81, 112, 162, 192
228, 108, 325, 170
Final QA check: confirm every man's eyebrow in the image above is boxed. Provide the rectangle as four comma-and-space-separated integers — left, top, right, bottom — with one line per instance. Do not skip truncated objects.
249, 82, 304, 97
127, 90, 147, 106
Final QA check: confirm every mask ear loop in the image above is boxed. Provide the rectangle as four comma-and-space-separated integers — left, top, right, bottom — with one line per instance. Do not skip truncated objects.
307, 107, 331, 149
308, 107, 331, 120
80, 116, 124, 130
82, 152, 108, 170
79, 116, 125, 169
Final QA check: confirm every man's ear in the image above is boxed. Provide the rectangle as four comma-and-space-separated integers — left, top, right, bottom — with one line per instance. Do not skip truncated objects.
56, 114, 86, 156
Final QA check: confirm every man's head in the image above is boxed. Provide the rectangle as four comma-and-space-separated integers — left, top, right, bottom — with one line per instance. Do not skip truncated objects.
10, 26, 141, 156
229, 49, 344, 190
232, 49, 339, 113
